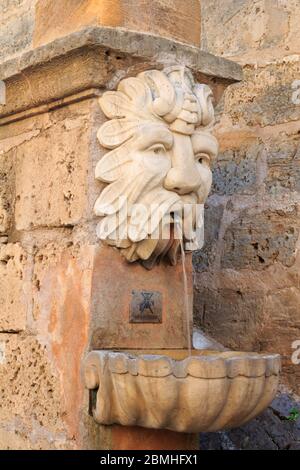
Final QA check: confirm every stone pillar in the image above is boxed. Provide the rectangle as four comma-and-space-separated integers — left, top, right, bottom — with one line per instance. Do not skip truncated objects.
0, 3, 242, 450
33, 0, 202, 48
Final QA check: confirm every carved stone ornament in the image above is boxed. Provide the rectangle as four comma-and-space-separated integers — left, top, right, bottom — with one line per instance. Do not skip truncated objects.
94, 66, 218, 269
84, 350, 281, 433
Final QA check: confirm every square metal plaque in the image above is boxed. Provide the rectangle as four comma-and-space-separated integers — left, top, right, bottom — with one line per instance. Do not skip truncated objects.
129, 290, 162, 323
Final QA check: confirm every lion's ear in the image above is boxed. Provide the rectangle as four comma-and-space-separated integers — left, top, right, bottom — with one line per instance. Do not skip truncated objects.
194, 84, 214, 127
118, 77, 151, 109
99, 91, 132, 119
97, 119, 137, 149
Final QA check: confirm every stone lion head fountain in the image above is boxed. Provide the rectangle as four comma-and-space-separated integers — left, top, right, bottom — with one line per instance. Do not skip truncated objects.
84, 65, 280, 436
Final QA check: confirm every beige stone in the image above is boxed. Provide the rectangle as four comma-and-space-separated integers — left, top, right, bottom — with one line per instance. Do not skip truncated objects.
84, 349, 280, 433
33, 0, 201, 48
0, 333, 74, 449
0, 243, 31, 332
201, 0, 300, 65
0, 0, 35, 63
0, 151, 14, 234
14, 100, 92, 230
222, 207, 300, 270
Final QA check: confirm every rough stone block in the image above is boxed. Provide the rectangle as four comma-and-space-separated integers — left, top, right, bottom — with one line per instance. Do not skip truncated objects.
34, 0, 201, 48
271, 393, 300, 421
224, 62, 300, 127
14, 100, 93, 230
194, 285, 265, 351
0, 333, 74, 449
0, 0, 34, 63
0, 152, 14, 233
212, 144, 260, 195
266, 136, 300, 196
193, 203, 224, 272
221, 208, 299, 270
0, 243, 30, 332
31, 240, 95, 444
201, 0, 300, 62
259, 285, 300, 390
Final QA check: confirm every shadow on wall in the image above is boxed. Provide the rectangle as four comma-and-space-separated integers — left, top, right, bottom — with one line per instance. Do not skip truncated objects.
200, 392, 300, 450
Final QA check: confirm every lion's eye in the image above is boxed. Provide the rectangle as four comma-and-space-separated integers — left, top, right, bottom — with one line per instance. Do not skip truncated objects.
196, 153, 210, 165
148, 144, 166, 155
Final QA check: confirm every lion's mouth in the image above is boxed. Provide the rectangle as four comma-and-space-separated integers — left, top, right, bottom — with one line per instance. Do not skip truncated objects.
141, 206, 196, 269
141, 220, 180, 270
102, 193, 201, 268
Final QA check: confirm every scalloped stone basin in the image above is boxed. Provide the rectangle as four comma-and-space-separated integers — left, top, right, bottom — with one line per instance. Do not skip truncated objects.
84, 350, 281, 433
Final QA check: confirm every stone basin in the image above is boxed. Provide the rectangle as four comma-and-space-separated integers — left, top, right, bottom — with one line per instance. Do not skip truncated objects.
84, 349, 281, 433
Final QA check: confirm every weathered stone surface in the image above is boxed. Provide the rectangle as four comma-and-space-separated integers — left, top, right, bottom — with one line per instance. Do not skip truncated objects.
0, 332, 80, 449
14, 100, 92, 230
0, 243, 30, 332
196, 3, 300, 405
0, 26, 243, 84
212, 144, 261, 195
0, 151, 14, 233
0, 0, 34, 63
84, 349, 280, 433
34, 0, 202, 48
201, 0, 300, 64
221, 208, 299, 270
223, 61, 300, 127
1, 0, 299, 452
271, 392, 300, 425
111, 426, 198, 451
193, 203, 224, 272
0, 48, 143, 120
259, 287, 300, 392
31, 241, 94, 444
194, 265, 300, 391
266, 136, 300, 196
194, 286, 265, 351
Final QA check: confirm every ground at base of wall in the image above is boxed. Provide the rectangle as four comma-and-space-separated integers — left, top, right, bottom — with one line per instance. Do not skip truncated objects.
200, 392, 300, 450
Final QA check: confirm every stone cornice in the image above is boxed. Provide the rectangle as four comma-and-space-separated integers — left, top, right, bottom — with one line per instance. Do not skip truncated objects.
0, 26, 242, 83
0, 27, 243, 124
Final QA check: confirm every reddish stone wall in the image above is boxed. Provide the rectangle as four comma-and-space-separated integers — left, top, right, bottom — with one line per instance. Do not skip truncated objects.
0, 98, 99, 449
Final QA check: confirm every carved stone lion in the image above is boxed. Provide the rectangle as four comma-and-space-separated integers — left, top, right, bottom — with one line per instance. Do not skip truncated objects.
94, 66, 218, 269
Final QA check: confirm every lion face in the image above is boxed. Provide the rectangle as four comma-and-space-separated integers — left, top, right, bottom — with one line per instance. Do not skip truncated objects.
94, 66, 218, 269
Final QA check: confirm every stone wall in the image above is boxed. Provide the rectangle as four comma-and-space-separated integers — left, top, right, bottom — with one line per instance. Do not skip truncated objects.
0, 95, 100, 449
0, 0, 36, 63
195, 0, 300, 393
0, 0, 299, 450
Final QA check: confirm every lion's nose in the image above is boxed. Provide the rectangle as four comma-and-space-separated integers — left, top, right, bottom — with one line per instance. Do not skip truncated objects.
164, 132, 201, 195
164, 167, 201, 195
